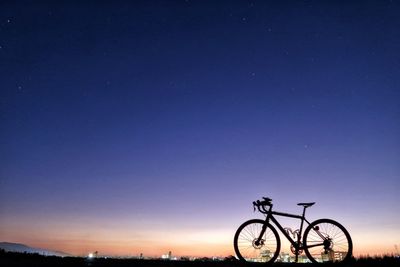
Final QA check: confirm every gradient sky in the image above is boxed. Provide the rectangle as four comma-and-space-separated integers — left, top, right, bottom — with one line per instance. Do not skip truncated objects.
0, 0, 399, 258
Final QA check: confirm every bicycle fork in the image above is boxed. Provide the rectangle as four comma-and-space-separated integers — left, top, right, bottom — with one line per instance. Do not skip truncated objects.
255, 225, 268, 247
255, 213, 271, 247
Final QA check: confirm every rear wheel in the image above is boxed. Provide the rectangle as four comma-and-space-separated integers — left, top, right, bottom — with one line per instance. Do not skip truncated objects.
234, 219, 280, 263
303, 219, 352, 263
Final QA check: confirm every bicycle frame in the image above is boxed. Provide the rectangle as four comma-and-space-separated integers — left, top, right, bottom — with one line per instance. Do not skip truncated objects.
257, 205, 324, 261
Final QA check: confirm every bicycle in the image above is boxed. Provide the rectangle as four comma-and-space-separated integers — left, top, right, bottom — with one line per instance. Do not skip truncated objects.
234, 197, 352, 263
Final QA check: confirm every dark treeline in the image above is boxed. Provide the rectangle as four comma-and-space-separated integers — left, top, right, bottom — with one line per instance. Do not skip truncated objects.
1, 250, 399, 267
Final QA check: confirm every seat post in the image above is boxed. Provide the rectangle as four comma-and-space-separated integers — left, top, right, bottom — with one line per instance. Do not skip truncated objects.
302, 206, 307, 218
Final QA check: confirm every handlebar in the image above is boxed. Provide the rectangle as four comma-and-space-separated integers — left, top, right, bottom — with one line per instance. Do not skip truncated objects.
253, 197, 273, 214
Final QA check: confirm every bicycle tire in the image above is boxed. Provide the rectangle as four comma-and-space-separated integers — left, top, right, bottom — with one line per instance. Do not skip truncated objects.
234, 219, 281, 264
303, 218, 352, 263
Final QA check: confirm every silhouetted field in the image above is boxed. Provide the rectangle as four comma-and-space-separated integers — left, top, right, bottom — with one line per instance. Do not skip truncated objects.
1, 250, 399, 267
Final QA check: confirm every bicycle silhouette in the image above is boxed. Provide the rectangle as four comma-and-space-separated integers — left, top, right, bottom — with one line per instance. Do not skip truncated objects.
234, 197, 352, 263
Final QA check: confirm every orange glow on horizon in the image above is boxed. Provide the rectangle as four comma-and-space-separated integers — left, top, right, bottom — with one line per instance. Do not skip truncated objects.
1, 214, 399, 258
2, 234, 398, 258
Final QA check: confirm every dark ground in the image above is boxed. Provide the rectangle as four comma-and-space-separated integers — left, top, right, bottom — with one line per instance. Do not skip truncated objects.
1, 251, 399, 267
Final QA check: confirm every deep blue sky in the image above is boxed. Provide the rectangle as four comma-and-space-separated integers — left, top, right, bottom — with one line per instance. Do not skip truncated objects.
1, 0, 399, 256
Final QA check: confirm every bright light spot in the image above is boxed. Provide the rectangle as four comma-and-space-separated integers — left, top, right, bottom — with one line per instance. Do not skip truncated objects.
88, 253, 94, 258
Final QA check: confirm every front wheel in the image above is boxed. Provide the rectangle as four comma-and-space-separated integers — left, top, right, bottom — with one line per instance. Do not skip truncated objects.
234, 219, 280, 263
303, 219, 352, 263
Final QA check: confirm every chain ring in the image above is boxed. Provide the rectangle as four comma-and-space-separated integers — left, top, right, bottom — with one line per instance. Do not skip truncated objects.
290, 242, 303, 255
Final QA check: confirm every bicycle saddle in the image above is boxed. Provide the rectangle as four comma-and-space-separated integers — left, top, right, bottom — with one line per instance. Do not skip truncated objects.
297, 202, 315, 208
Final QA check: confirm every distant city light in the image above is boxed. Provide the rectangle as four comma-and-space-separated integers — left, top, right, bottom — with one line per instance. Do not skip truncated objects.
161, 251, 177, 260
87, 251, 98, 259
